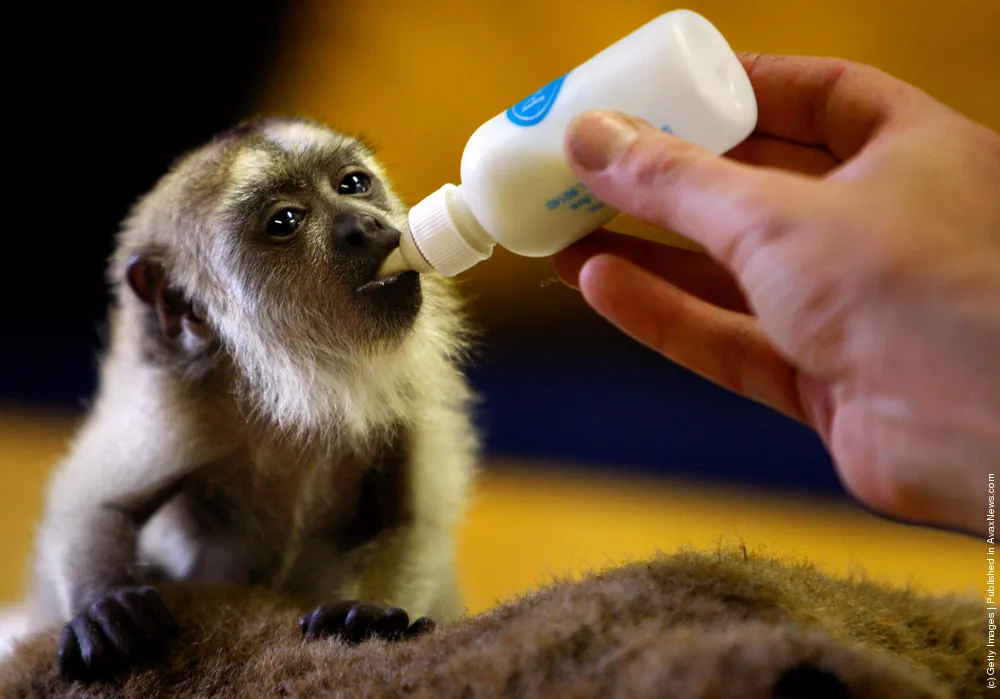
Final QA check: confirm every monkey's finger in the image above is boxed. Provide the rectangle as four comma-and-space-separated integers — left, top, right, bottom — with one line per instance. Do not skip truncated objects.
344, 604, 386, 643
91, 597, 144, 664
135, 587, 179, 635
405, 617, 436, 638
302, 600, 359, 640
57, 624, 86, 681
68, 614, 111, 679
374, 607, 410, 639
115, 589, 169, 648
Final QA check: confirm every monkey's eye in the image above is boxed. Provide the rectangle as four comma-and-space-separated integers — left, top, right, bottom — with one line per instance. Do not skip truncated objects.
338, 172, 372, 195
266, 208, 305, 238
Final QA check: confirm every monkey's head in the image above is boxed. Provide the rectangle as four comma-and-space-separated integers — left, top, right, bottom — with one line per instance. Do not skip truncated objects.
112, 117, 468, 438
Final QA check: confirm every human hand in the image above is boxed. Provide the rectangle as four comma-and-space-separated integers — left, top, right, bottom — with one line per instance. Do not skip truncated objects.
553, 53, 1000, 536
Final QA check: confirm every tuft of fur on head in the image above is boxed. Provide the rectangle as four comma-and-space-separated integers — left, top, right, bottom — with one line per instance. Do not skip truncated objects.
106, 116, 474, 447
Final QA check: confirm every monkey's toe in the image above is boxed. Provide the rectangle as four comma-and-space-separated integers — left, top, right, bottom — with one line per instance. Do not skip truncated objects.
58, 586, 178, 682
301, 601, 430, 643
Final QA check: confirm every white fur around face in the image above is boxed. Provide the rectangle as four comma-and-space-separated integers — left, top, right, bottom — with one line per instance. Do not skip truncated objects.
212, 270, 468, 449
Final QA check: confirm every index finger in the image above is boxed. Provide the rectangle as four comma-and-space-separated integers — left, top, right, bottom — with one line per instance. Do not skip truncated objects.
735, 53, 926, 160
553, 229, 749, 314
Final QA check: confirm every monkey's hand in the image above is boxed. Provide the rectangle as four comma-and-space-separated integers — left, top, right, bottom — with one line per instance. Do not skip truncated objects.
299, 601, 435, 643
58, 586, 179, 682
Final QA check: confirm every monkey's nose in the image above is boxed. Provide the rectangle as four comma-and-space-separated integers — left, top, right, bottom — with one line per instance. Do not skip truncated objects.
330, 213, 400, 257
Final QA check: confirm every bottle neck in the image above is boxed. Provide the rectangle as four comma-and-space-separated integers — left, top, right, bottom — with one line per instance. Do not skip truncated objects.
405, 183, 495, 277
445, 185, 494, 255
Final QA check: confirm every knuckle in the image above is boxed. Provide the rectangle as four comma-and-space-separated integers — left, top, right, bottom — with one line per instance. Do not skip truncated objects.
116, 588, 140, 605
137, 585, 160, 599
818, 56, 886, 88
627, 135, 698, 192
841, 58, 893, 85
823, 56, 859, 76
719, 183, 799, 274
89, 597, 116, 617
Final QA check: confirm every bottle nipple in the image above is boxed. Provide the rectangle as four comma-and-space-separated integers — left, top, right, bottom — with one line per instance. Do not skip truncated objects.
375, 247, 412, 280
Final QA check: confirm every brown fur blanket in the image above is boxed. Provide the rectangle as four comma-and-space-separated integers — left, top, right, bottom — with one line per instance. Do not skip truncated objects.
0, 548, 981, 698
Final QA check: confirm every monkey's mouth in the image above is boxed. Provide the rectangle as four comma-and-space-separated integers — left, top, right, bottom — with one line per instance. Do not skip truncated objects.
355, 270, 418, 294
352, 251, 422, 327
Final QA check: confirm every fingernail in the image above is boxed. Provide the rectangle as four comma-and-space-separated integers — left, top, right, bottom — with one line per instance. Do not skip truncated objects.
568, 111, 639, 172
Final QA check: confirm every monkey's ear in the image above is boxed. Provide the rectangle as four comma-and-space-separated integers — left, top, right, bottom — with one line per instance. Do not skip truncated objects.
125, 254, 209, 347
125, 254, 163, 306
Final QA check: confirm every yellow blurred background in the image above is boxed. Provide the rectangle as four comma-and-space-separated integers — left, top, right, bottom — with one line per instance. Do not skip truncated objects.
2, 0, 995, 617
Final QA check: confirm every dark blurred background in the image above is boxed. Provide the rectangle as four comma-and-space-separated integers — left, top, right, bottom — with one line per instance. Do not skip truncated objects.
3, 0, 994, 609
7, 3, 291, 406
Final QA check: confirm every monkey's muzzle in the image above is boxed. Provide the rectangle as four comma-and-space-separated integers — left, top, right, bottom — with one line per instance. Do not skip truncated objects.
328, 213, 419, 298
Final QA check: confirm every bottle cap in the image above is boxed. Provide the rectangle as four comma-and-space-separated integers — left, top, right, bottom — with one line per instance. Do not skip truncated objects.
407, 184, 491, 277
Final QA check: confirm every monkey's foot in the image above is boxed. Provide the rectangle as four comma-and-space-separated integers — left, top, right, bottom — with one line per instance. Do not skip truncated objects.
58, 586, 179, 682
299, 601, 435, 643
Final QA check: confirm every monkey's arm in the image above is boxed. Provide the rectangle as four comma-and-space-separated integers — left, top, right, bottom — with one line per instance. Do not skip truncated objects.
297, 520, 459, 643
34, 405, 202, 615
301, 409, 476, 643
31, 394, 212, 682
37, 465, 188, 617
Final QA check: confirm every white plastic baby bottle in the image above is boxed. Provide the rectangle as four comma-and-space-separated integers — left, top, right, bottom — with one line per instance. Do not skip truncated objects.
379, 9, 757, 279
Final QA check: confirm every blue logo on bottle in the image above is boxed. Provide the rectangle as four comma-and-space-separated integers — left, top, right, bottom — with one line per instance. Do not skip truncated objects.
506, 74, 567, 127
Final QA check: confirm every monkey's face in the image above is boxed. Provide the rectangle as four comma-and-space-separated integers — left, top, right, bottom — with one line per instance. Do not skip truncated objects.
120, 119, 464, 433
211, 121, 422, 348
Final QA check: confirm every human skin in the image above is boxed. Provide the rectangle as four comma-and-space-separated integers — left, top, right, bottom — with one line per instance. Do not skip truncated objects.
552, 53, 1000, 537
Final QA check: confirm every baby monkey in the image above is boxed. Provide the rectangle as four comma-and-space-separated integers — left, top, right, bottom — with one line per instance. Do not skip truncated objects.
22, 118, 478, 682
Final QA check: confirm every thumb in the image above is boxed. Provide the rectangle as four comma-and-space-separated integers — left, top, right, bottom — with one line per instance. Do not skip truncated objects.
564, 110, 818, 271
